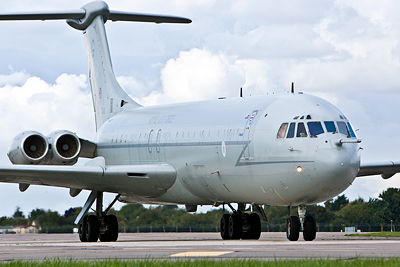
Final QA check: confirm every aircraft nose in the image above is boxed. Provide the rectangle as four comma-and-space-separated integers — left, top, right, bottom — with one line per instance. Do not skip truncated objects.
313, 144, 360, 196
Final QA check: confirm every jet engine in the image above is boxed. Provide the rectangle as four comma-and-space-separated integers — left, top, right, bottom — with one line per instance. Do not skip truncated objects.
8, 131, 49, 165
8, 130, 82, 165
47, 130, 81, 165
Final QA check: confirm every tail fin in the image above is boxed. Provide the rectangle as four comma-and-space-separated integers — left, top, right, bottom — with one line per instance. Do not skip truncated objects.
0, 1, 191, 130
70, 2, 139, 130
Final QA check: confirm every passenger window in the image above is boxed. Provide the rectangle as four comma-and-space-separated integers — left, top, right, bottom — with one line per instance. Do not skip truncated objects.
287, 123, 296, 138
296, 122, 307, 137
308, 122, 324, 137
347, 122, 356, 138
337, 121, 350, 137
277, 123, 289, 139
324, 121, 336, 133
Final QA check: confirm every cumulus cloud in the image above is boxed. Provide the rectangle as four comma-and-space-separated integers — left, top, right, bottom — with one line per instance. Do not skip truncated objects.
0, 71, 94, 163
138, 48, 245, 105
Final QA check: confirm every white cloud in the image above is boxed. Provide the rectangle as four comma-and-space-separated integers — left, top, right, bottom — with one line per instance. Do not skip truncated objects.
138, 48, 245, 105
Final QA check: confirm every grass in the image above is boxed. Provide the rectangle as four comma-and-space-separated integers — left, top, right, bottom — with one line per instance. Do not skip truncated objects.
345, 231, 400, 237
1, 259, 400, 267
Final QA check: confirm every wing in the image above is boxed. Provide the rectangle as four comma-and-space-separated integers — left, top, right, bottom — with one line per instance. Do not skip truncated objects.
0, 157, 176, 198
357, 161, 400, 179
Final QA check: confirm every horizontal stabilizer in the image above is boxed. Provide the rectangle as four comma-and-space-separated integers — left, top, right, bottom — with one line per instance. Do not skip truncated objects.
0, 2, 191, 25
0, 10, 85, 21
108, 11, 191, 24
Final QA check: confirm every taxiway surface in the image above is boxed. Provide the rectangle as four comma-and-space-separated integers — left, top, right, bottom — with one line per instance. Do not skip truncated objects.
0, 232, 399, 261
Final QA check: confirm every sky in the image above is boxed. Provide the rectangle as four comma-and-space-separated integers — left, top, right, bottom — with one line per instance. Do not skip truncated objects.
0, 0, 399, 217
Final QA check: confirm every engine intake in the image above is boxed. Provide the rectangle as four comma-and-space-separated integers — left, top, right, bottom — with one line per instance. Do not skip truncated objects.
47, 130, 81, 165
8, 131, 49, 164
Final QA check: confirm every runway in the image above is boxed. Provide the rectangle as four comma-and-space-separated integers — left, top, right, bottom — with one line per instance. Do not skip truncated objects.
0, 232, 399, 261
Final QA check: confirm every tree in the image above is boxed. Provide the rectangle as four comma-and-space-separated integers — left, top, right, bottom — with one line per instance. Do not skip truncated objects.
329, 194, 349, 212
29, 208, 46, 222
13, 206, 24, 218
379, 188, 400, 223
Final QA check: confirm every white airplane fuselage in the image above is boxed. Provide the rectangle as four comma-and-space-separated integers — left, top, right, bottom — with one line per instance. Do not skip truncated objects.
95, 92, 361, 207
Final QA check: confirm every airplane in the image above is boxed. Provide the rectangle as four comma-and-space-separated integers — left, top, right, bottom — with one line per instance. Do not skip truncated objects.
0, 1, 399, 243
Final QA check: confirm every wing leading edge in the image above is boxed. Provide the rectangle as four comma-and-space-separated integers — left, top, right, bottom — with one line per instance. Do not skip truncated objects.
358, 161, 400, 179
0, 157, 176, 198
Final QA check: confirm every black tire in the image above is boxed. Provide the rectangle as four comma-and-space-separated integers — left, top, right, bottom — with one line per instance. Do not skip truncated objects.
100, 215, 119, 242
229, 213, 242, 239
248, 213, 261, 239
303, 215, 316, 241
220, 214, 231, 240
78, 215, 88, 242
85, 215, 100, 242
286, 216, 300, 241
240, 213, 251, 239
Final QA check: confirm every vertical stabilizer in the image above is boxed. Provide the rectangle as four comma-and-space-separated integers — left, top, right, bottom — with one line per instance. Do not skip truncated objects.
0, 1, 191, 130
68, 2, 140, 130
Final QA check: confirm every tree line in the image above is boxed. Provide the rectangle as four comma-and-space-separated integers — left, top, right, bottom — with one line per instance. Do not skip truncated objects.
1, 187, 399, 233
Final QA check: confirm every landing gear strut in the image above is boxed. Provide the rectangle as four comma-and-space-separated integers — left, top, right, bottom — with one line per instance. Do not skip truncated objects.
286, 205, 316, 241
220, 203, 264, 240
76, 191, 120, 242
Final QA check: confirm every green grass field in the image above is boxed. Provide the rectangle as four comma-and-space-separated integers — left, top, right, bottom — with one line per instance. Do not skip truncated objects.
1, 259, 400, 267
346, 231, 400, 237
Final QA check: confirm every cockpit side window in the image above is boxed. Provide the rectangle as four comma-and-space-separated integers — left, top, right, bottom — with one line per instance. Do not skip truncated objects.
324, 121, 336, 133
296, 122, 307, 137
277, 123, 289, 139
307, 122, 324, 137
287, 122, 296, 138
337, 121, 350, 137
347, 122, 356, 138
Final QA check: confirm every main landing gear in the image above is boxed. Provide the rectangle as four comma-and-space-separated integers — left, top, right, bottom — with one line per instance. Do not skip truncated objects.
286, 205, 316, 241
75, 191, 120, 242
220, 204, 266, 240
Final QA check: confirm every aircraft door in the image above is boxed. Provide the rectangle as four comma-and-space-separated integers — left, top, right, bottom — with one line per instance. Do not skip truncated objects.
147, 129, 155, 162
242, 110, 258, 160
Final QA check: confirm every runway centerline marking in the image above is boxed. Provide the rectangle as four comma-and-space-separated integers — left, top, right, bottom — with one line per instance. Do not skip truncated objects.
170, 251, 234, 257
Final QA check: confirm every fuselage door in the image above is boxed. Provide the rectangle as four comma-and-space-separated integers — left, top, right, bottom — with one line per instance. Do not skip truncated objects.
242, 110, 258, 160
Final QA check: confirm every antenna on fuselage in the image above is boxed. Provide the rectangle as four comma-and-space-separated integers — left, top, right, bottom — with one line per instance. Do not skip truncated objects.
291, 82, 295, 93
240, 87, 243, 97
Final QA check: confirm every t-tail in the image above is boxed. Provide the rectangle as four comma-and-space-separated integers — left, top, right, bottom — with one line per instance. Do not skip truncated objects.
0, 1, 191, 130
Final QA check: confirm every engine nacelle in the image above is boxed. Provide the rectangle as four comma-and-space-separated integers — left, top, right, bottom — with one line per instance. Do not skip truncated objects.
47, 130, 81, 165
8, 131, 49, 165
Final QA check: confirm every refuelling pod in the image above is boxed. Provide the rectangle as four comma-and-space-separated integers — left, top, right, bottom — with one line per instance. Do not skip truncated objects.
47, 130, 81, 165
8, 131, 49, 165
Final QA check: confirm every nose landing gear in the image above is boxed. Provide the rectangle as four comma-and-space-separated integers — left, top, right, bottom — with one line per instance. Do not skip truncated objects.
286, 205, 316, 241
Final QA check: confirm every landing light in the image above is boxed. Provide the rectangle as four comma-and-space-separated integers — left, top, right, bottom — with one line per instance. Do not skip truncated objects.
296, 166, 303, 173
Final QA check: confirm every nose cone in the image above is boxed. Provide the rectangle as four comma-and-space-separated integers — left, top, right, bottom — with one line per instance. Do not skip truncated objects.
313, 143, 360, 201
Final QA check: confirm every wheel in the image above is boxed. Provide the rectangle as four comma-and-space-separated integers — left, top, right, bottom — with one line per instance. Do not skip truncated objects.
248, 213, 261, 239
286, 216, 300, 241
85, 215, 100, 242
229, 213, 242, 239
220, 214, 231, 240
78, 215, 88, 242
303, 215, 316, 241
242, 213, 261, 240
100, 214, 119, 242
241, 213, 251, 239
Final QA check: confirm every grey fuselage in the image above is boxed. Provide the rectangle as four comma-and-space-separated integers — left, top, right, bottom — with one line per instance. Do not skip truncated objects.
95, 92, 361, 207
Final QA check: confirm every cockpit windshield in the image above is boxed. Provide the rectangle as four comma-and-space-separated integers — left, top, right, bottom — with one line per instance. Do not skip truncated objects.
276, 116, 356, 139
307, 122, 324, 137
337, 121, 350, 137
